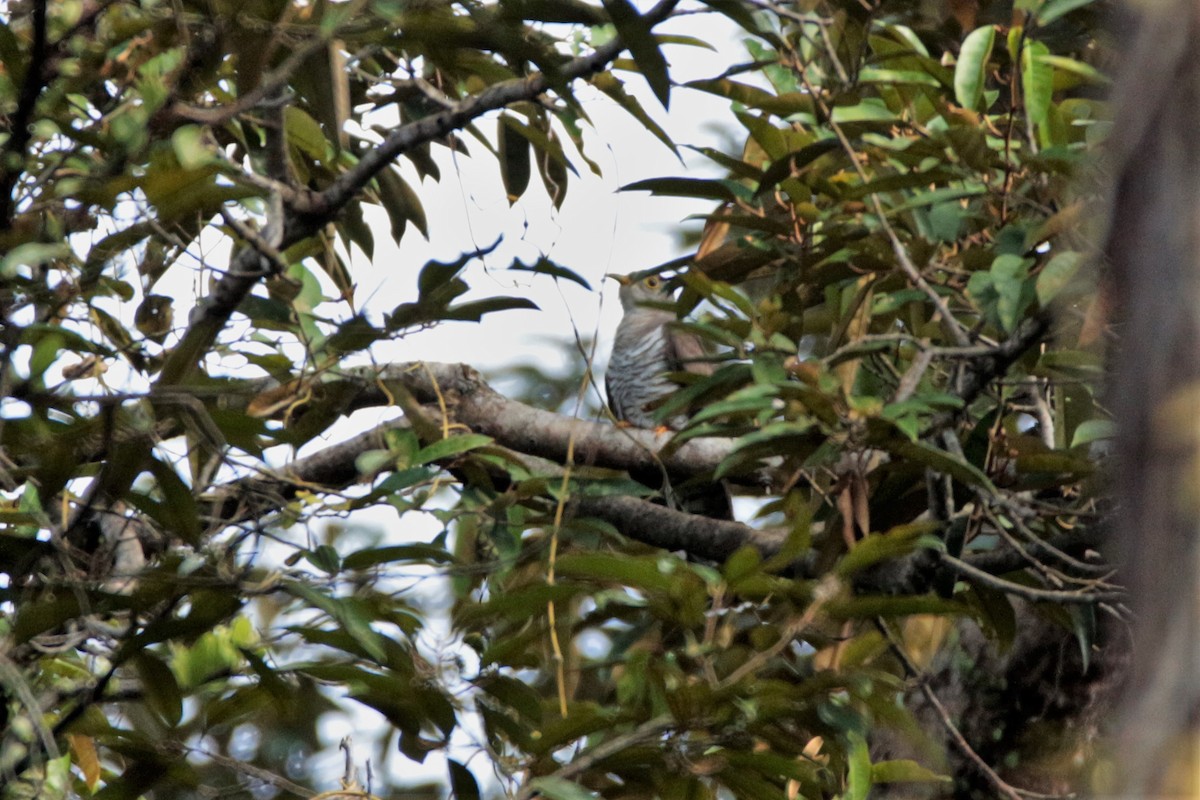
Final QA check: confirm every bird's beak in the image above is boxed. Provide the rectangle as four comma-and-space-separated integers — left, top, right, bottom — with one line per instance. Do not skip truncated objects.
605, 273, 632, 287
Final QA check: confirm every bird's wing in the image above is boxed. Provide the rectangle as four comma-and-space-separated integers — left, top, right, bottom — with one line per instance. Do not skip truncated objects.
665, 323, 715, 377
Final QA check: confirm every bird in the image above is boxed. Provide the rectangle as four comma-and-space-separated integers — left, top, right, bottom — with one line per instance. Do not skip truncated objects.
605, 271, 732, 519
606, 272, 713, 429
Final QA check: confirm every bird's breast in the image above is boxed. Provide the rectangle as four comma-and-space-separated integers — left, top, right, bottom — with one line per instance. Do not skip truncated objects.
607, 323, 687, 429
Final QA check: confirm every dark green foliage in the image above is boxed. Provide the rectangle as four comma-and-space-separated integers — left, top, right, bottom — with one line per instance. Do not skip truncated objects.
0, 0, 1115, 798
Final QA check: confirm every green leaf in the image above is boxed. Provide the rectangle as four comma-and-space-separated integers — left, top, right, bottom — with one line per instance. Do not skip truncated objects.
754, 139, 841, 196
621, 176, 742, 202
831, 98, 898, 124
990, 254, 1036, 332
140, 164, 258, 222
171, 125, 212, 169
1021, 40, 1054, 137
871, 759, 953, 784
844, 731, 872, 800
448, 760, 481, 800
134, 652, 183, 727
414, 433, 494, 466
143, 456, 201, 546
1071, 418, 1114, 448
529, 776, 599, 800
836, 522, 943, 577
555, 552, 676, 594
876, 432, 997, 492
1038, 54, 1110, 86
498, 114, 532, 201
954, 26, 996, 111
603, 0, 671, 106
376, 167, 428, 241
477, 674, 544, 728
325, 315, 383, 355
1069, 602, 1096, 671
285, 106, 330, 163
343, 544, 456, 570
591, 72, 678, 154
356, 449, 394, 476
858, 67, 942, 87
508, 256, 592, 290
1036, 250, 1084, 305
1035, 0, 1097, 25
723, 545, 763, 584
305, 544, 342, 575
0, 242, 70, 278
282, 580, 387, 663
443, 296, 540, 322
967, 584, 1017, 652
686, 77, 813, 116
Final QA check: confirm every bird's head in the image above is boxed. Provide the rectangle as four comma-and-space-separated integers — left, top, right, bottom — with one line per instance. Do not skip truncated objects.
607, 271, 673, 312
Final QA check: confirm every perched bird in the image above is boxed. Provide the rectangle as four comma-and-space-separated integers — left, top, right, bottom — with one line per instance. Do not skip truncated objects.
605, 271, 731, 519
606, 272, 714, 429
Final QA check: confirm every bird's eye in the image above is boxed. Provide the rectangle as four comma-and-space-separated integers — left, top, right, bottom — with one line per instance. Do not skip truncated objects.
643, 276, 661, 289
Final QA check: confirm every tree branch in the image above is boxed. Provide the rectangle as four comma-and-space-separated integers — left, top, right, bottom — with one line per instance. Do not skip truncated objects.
0, 0, 50, 227
155, 0, 680, 386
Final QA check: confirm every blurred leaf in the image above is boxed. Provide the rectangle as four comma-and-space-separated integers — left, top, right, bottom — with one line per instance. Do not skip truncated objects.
529, 777, 597, 800
285, 106, 330, 163
1035, 0, 1097, 26
836, 522, 943, 577
845, 732, 872, 800
591, 72, 678, 154
282, 580, 387, 664
443, 295, 539, 321
508, 256, 592, 290
603, 0, 671, 106
448, 760, 480, 800
414, 433, 494, 465
754, 139, 841, 196
556, 551, 677, 594
871, 759, 952, 784
1070, 418, 1114, 448
67, 735, 102, 790
955, 26, 996, 111
133, 652, 183, 727
498, 114, 532, 201
376, 166, 429, 241
1021, 40, 1054, 141
306, 544, 342, 575
621, 177, 742, 202
344, 543, 456, 570
1036, 250, 1084, 305
1069, 602, 1096, 671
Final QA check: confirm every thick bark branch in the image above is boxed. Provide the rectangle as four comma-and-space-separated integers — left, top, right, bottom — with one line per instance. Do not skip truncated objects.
359, 362, 757, 481
204, 366, 1106, 597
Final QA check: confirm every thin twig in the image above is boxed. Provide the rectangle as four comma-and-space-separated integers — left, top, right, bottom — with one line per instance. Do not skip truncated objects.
218, 210, 288, 275
940, 553, 1122, 603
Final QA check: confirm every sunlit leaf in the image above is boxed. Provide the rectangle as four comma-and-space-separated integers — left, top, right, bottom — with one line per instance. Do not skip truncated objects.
955, 25, 996, 111
871, 759, 952, 784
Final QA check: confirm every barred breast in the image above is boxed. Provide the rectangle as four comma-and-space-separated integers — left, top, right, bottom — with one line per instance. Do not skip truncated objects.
606, 313, 689, 430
